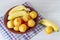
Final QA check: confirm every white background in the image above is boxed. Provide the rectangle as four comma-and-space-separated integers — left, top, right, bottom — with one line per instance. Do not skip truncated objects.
0, 0, 60, 40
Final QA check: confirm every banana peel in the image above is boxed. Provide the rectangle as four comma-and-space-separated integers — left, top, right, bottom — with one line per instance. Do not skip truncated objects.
39, 19, 59, 32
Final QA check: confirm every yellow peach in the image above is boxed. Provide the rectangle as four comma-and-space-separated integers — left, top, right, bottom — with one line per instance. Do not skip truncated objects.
45, 26, 53, 34
14, 26, 19, 31
14, 18, 22, 27
7, 20, 14, 28
22, 15, 31, 22
19, 24, 27, 32
28, 19, 35, 27
29, 11, 37, 19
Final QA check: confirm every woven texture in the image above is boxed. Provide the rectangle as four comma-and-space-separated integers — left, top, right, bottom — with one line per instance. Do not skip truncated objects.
0, 2, 45, 40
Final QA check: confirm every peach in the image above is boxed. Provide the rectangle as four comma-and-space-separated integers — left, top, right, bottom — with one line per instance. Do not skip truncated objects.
28, 19, 35, 27
45, 27, 53, 34
14, 18, 22, 27
19, 24, 27, 32
29, 11, 37, 19
7, 20, 14, 28
22, 15, 31, 22
14, 26, 19, 31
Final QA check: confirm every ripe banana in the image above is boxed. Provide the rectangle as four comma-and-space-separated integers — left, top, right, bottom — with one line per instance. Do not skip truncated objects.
40, 19, 59, 32
8, 11, 28, 20
9, 6, 27, 15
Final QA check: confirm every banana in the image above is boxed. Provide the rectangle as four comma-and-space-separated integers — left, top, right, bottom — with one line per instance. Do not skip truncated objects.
9, 6, 27, 15
40, 19, 59, 32
8, 11, 28, 20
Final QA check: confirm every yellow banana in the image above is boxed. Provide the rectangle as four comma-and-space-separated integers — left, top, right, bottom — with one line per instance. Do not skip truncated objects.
8, 11, 28, 20
40, 19, 59, 32
9, 6, 27, 15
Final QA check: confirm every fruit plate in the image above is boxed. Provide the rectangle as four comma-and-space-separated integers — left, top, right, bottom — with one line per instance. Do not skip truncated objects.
4, 2, 41, 34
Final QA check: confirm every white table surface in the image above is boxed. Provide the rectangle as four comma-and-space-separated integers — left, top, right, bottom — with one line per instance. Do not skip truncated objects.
0, 0, 60, 40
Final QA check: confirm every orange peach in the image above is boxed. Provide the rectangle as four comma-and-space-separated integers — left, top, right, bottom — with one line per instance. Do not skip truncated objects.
14, 18, 22, 27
